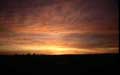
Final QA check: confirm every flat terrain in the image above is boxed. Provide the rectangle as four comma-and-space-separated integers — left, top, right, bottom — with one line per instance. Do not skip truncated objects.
0, 54, 119, 74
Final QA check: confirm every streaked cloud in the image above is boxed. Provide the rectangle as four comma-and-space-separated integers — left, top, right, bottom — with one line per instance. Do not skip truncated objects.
0, 0, 118, 55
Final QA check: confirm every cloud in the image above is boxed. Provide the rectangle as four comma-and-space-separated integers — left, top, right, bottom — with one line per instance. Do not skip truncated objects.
0, 0, 119, 54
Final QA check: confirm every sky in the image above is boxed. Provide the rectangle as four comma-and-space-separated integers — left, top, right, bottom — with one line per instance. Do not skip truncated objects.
0, 0, 119, 55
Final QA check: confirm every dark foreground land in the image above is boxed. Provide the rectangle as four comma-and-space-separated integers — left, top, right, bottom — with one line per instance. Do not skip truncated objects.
0, 54, 119, 74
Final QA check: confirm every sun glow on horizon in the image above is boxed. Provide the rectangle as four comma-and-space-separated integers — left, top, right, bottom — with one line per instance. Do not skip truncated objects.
0, 0, 118, 55
8, 45, 117, 55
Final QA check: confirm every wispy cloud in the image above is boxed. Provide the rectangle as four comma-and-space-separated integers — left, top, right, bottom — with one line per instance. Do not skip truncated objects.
0, 0, 118, 55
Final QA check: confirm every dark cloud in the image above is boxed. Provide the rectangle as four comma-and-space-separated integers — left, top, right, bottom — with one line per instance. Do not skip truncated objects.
0, 0, 119, 54
61, 33, 118, 48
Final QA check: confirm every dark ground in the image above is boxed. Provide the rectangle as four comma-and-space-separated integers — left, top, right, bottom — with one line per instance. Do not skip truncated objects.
0, 54, 119, 74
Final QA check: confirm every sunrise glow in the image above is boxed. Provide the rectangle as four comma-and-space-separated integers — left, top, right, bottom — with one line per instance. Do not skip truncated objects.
0, 0, 118, 55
